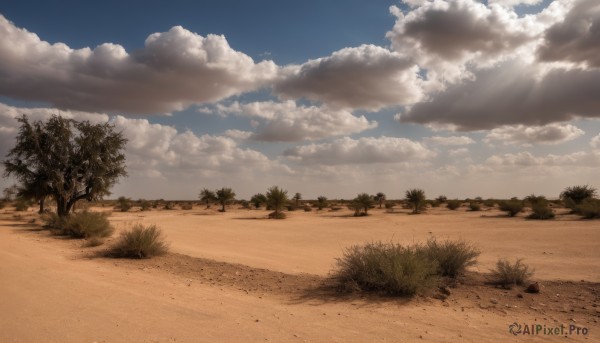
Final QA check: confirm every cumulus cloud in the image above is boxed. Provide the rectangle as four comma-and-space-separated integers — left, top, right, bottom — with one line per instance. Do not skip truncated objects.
386, 0, 539, 85
488, 0, 544, 7
591, 133, 600, 149
484, 123, 584, 145
0, 15, 277, 114
537, 0, 600, 67
425, 135, 475, 145
283, 136, 435, 165
274, 45, 423, 111
209, 100, 377, 141
478, 150, 600, 173
399, 61, 600, 130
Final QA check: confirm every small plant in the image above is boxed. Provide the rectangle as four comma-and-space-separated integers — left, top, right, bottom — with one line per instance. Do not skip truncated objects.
334, 241, 438, 296
385, 202, 395, 210
116, 196, 132, 212
108, 224, 169, 258
576, 199, 600, 219
303, 206, 312, 212
163, 202, 174, 210
560, 185, 597, 205
268, 211, 287, 219
180, 203, 193, 210
483, 199, 496, 207
85, 236, 105, 247
446, 200, 461, 210
352, 193, 374, 216
62, 211, 114, 239
139, 199, 151, 211
424, 239, 480, 278
316, 196, 328, 210
468, 202, 481, 211
499, 200, 524, 217
266, 186, 288, 219
490, 258, 534, 289
436, 195, 447, 203
405, 189, 426, 214
528, 203, 555, 220
42, 212, 65, 229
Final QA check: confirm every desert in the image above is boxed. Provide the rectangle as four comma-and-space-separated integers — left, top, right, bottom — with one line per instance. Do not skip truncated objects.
1, 201, 599, 342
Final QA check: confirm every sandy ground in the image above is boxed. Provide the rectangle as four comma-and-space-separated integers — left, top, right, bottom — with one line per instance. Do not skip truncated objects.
1, 205, 598, 342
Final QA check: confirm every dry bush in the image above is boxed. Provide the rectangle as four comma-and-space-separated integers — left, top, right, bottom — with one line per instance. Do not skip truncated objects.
528, 203, 555, 220
576, 199, 600, 219
468, 202, 481, 211
107, 224, 169, 258
499, 200, 524, 217
424, 239, 480, 278
334, 241, 437, 296
446, 200, 461, 210
490, 258, 534, 289
62, 211, 114, 239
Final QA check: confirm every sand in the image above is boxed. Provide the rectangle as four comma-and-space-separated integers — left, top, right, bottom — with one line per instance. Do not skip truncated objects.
1, 205, 598, 342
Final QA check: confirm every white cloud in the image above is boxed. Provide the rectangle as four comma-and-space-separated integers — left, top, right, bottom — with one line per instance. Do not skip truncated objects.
223, 129, 252, 140
484, 123, 584, 145
0, 15, 278, 114
489, 0, 544, 7
425, 135, 475, 145
399, 60, 600, 130
274, 45, 423, 111
448, 148, 470, 157
484, 150, 600, 168
210, 100, 377, 141
537, 0, 600, 67
591, 133, 600, 149
283, 136, 435, 165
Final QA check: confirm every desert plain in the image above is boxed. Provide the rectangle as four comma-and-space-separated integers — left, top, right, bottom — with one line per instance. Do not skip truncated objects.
1, 204, 599, 342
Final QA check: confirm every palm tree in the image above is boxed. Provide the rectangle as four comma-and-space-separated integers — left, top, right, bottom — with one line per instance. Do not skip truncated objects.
216, 187, 236, 212
405, 189, 426, 214
266, 186, 288, 219
374, 192, 386, 209
199, 188, 217, 209
353, 193, 374, 216
293, 192, 302, 207
250, 193, 267, 209
316, 196, 328, 210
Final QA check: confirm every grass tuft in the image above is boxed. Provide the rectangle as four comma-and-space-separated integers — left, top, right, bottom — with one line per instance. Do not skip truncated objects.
424, 239, 480, 278
490, 258, 534, 289
107, 224, 169, 258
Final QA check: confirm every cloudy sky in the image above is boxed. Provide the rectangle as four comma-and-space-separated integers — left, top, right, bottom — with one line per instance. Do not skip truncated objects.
1, 0, 599, 200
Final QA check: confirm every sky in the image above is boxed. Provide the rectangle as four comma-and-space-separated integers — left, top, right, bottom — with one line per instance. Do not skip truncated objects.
0, 0, 599, 200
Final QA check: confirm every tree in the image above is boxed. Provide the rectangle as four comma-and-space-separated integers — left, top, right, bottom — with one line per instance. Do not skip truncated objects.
405, 189, 426, 214
16, 175, 50, 213
250, 193, 267, 209
293, 192, 302, 207
3, 115, 127, 217
374, 192, 386, 209
266, 186, 288, 218
199, 188, 217, 209
316, 196, 328, 210
216, 187, 235, 212
352, 193, 374, 216
560, 185, 597, 204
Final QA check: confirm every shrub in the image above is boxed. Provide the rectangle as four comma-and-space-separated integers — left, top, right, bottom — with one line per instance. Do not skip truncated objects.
524, 194, 547, 206
14, 198, 30, 211
490, 258, 534, 289
436, 195, 447, 203
268, 211, 286, 219
180, 203, 193, 210
85, 236, 105, 247
483, 199, 496, 207
303, 206, 312, 212
405, 189, 426, 214
334, 242, 438, 296
446, 200, 461, 210
163, 202, 174, 210
468, 202, 481, 211
499, 200, 524, 217
62, 211, 114, 239
384, 202, 395, 209
528, 203, 555, 220
250, 193, 267, 209
424, 239, 480, 278
430, 200, 441, 208
316, 196, 328, 210
139, 199, 151, 211
108, 224, 169, 258
116, 196, 132, 212
352, 193, 374, 216
42, 212, 65, 229
286, 204, 298, 211
560, 185, 597, 205
576, 199, 600, 219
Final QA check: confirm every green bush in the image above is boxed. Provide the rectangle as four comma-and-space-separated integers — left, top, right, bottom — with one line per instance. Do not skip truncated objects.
334, 241, 438, 296
528, 203, 555, 220
468, 202, 481, 211
424, 239, 480, 278
62, 211, 114, 239
108, 224, 169, 258
576, 199, 600, 219
446, 200, 461, 210
116, 196, 132, 212
499, 200, 524, 217
490, 258, 534, 289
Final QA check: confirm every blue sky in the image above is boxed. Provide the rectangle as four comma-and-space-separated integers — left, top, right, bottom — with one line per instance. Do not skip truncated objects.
0, 0, 599, 200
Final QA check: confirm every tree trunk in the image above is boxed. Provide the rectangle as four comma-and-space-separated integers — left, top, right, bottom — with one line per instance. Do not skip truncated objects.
221, 202, 225, 212
38, 197, 45, 214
